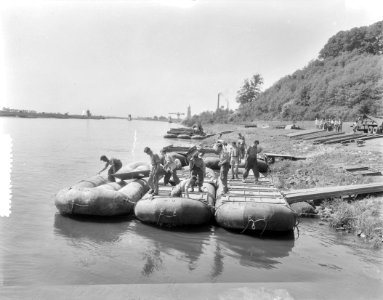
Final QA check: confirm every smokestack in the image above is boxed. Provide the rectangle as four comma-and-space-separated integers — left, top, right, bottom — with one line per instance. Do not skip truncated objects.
217, 93, 220, 111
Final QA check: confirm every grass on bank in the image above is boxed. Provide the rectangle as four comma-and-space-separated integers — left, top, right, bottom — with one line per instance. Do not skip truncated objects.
199, 121, 383, 247
322, 197, 383, 249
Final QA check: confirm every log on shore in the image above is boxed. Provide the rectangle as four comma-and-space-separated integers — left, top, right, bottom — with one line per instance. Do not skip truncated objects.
264, 153, 306, 162
284, 182, 383, 204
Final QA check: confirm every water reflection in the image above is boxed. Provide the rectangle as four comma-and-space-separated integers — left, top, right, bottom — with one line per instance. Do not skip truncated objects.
216, 228, 295, 270
133, 223, 212, 277
54, 214, 134, 244
211, 243, 224, 279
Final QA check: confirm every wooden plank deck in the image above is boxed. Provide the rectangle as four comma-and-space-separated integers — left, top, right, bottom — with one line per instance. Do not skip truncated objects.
283, 182, 383, 204
221, 175, 288, 205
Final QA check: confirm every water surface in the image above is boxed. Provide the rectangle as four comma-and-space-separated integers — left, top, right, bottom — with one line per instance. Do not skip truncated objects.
0, 118, 382, 298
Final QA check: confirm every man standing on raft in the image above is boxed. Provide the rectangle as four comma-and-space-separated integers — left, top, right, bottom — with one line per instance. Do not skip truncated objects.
217, 143, 230, 195
144, 147, 162, 195
98, 155, 122, 182
230, 141, 240, 179
170, 175, 197, 198
242, 140, 261, 184
188, 151, 206, 192
160, 149, 180, 186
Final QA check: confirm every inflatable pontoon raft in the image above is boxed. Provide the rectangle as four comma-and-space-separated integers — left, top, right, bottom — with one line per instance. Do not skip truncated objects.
55, 162, 150, 216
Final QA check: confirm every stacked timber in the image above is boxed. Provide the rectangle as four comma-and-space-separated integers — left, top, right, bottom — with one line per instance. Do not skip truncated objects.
322, 133, 365, 144
312, 133, 365, 144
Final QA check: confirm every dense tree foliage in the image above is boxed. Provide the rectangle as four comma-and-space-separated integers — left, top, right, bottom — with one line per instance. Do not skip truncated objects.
235, 21, 383, 121
319, 21, 382, 59
236, 74, 264, 105
183, 108, 235, 127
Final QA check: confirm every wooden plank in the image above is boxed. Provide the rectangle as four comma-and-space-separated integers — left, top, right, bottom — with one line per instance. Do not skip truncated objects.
347, 170, 382, 176
229, 190, 278, 195
228, 184, 275, 190
345, 166, 370, 171
284, 182, 383, 204
291, 131, 331, 140
286, 129, 323, 138
222, 198, 286, 204
228, 187, 276, 192
302, 132, 345, 140
226, 193, 282, 198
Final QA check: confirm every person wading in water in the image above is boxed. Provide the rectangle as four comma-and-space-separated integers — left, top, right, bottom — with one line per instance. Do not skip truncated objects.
98, 155, 122, 182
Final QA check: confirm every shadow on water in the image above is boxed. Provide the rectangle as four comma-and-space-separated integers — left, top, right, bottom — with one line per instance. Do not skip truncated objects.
214, 227, 295, 270
133, 222, 212, 277
53, 213, 135, 244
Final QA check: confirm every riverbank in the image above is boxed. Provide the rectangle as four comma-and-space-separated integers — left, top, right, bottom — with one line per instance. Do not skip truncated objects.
198, 121, 383, 248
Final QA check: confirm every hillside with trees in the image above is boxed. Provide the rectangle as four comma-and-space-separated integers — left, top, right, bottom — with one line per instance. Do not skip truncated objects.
235, 20, 383, 121
185, 20, 383, 125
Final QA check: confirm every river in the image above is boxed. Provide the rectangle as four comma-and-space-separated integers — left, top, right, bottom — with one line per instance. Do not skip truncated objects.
0, 118, 382, 299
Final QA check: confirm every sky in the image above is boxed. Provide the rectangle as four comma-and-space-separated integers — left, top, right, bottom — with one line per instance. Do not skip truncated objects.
0, 0, 382, 118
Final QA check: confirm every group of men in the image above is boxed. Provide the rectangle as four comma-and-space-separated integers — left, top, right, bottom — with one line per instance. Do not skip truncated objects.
99, 132, 261, 197
315, 118, 343, 132
221, 134, 261, 194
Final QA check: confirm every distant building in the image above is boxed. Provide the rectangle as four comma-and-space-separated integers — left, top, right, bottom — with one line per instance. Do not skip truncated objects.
187, 105, 191, 120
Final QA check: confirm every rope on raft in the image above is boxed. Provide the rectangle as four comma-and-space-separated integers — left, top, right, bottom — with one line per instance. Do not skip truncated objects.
157, 208, 177, 226
240, 217, 268, 234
